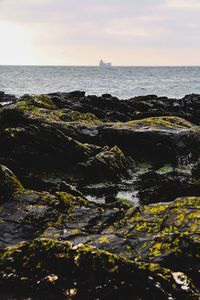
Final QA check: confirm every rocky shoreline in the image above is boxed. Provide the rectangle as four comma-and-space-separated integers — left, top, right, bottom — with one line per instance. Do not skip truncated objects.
1, 91, 200, 299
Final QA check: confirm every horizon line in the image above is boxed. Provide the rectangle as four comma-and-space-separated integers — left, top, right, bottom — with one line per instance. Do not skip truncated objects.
0, 64, 200, 68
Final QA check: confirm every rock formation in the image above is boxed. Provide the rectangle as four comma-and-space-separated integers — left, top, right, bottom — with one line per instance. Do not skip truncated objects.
1, 91, 200, 299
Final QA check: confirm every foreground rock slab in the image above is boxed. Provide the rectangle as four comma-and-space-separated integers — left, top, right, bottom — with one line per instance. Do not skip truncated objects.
0, 165, 200, 299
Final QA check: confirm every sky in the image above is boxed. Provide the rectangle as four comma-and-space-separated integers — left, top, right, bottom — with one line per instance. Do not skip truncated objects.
0, 0, 200, 66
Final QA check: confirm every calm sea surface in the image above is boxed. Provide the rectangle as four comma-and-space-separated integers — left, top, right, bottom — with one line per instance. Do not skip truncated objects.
0, 66, 200, 99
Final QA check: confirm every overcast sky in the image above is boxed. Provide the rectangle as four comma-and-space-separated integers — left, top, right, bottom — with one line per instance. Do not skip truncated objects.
0, 0, 200, 65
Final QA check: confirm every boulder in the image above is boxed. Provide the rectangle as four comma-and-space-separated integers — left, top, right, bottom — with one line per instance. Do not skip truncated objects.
0, 91, 16, 103
136, 166, 200, 204
79, 145, 133, 183
99, 116, 200, 164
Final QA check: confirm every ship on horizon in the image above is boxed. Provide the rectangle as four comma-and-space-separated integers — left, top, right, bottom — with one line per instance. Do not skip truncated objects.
99, 59, 112, 67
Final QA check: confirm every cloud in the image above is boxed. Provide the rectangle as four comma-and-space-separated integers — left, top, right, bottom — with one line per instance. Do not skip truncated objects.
0, 0, 199, 65
166, 0, 200, 9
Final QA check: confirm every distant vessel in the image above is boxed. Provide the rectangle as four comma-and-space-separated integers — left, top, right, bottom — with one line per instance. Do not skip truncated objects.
99, 59, 112, 67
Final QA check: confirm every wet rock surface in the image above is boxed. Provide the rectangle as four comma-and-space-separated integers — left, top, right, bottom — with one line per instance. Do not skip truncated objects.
1, 91, 200, 299
0, 91, 16, 103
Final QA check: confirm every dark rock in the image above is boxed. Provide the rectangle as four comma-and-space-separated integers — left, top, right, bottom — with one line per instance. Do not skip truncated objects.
0, 91, 16, 103
102, 93, 112, 98
99, 116, 200, 164
0, 123, 94, 169
78, 145, 133, 183
0, 91, 5, 99
0, 167, 200, 298
45, 91, 200, 124
1, 91, 200, 298
0, 239, 190, 300
47, 91, 85, 109
136, 167, 200, 204
0, 164, 23, 201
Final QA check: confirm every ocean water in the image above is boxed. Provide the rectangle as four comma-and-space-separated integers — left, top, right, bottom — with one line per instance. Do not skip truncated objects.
0, 65, 200, 99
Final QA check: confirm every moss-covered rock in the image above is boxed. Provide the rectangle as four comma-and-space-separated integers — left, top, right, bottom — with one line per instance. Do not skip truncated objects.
0, 238, 197, 300
94, 197, 200, 266
1, 92, 200, 298
18, 94, 57, 110
0, 123, 96, 173
0, 94, 101, 147
100, 116, 200, 164
0, 164, 200, 297
0, 165, 23, 201
114, 116, 194, 130
46, 92, 200, 125
60, 110, 101, 125
0, 167, 92, 247
79, 145, 133, 182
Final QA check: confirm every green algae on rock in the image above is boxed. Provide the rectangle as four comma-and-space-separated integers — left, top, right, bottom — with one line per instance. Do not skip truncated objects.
114, 116, 194, 130
0, 166, 200, 298
99, 116, 200, 164
1, 92, 200, 298
79, 145, 134, 182
0, 165, 23, 201
0, 238, 198, 300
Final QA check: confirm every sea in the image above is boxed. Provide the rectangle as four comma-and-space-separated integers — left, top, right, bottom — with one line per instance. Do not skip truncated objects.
0, 65, 200, 99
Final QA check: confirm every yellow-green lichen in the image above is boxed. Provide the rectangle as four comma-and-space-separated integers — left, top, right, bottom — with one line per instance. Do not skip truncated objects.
114, 116, 194, 131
